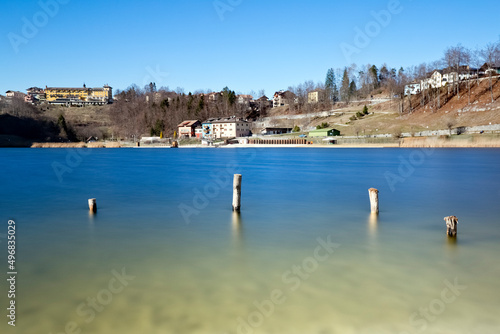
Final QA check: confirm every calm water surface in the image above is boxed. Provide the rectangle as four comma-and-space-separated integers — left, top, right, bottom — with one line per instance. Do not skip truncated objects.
1, 148, 499, 334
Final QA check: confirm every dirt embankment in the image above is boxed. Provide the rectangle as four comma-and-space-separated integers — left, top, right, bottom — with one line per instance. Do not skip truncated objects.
400, 136, 500, 148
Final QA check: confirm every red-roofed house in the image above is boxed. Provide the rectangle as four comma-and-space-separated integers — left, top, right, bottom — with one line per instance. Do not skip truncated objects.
177, 120, 202, 138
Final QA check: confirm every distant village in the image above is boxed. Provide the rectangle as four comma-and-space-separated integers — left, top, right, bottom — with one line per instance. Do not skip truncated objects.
2, 58, 499, 145
0, 84, 345, 144
2, 85, 324, 108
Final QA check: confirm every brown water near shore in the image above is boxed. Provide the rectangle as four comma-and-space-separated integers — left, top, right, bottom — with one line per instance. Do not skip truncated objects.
30, 141, 121, 148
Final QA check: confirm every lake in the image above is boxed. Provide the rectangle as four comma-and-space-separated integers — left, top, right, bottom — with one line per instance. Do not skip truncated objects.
1, 147, 499, 334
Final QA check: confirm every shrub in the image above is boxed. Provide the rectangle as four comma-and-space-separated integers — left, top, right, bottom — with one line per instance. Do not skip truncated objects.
392, 129, 403, 139
316, 122, 329, 129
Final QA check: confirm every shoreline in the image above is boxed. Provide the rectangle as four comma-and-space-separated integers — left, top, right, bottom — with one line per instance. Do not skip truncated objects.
17, 142, 500, 149
2, 134, 499, 149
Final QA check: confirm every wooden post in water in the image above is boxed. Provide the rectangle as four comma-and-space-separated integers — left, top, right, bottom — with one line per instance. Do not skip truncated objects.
444, 216, 458, 237
232, 174, 242, 212
368, 188, 379, 214
88, 198, 97, 213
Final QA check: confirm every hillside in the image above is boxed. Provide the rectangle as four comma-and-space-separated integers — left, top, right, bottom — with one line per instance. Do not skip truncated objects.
260, 76, 500, 137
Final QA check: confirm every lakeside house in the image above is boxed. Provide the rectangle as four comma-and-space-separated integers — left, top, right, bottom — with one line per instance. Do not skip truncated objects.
308, 128, 341, 137
202, 119, 216, 139
177, 120, 202, 138
261, 127, 293, 135
211, 117, 251, 139
195, 126, 203, 139
199, 117, 251, 139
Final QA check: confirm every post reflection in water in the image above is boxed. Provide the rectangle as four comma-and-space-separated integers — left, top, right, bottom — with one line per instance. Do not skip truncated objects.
368, 212, 378, 237
231, 211, 243, 245
446, 235, 458, 248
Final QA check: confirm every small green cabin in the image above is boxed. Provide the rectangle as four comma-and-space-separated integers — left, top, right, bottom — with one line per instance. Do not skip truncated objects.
308, 128, 341, 137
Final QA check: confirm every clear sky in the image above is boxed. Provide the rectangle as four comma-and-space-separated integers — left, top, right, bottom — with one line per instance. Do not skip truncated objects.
1, 0, 498, 97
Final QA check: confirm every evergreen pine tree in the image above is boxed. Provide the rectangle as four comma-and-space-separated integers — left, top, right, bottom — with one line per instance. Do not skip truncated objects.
340, 68, 350, 103
325, 68, 338, 103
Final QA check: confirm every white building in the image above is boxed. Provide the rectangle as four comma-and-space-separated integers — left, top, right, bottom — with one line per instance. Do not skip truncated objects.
404, 83, 421, 95
442, 72, 459, 85
5, 90, 26, 99
211, 118, 251, 138
273, 90, 288, 108
421, 70, 444, 89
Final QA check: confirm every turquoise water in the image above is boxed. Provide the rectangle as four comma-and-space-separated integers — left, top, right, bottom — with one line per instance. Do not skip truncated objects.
1, 148, 499, 334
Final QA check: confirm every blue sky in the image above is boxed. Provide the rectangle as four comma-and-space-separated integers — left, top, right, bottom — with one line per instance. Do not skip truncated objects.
1, 0, 498, 97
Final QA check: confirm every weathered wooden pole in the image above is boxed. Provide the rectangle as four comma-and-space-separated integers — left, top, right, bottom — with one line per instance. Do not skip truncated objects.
368, 188, 379, 214
444, 216, 458, 237
88, 198, 97, 213
232, 174, 242, 212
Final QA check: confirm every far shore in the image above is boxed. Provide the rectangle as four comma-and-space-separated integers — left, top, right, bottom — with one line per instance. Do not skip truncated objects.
2, 133, 499, 149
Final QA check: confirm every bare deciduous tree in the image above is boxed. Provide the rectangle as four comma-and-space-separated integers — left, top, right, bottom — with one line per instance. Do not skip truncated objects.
479, 42, 500, 103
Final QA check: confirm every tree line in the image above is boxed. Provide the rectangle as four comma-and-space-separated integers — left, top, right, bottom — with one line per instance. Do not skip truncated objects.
109, 84, 270, 139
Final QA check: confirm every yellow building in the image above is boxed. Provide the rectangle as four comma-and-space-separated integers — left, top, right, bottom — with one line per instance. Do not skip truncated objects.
44, 84, 112, 104
308, 90, 321, 103
88, 85, 113, 102
45, 86, 89, 101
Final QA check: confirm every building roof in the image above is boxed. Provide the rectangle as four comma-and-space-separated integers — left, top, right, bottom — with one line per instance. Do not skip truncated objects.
263, 127, 292, 130
211, 117, 248, 124
46, 87, 90, 91
177, 120, 201, 127
202, 117, 248, 124
45, 85, 111, 91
